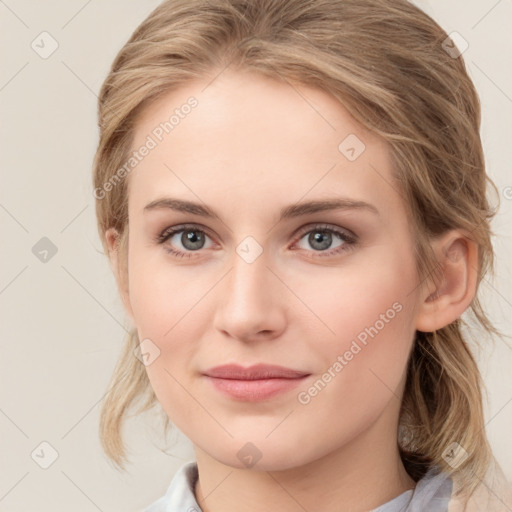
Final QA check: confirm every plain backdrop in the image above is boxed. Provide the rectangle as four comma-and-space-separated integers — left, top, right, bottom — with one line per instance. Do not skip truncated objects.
1, 1, 511, 511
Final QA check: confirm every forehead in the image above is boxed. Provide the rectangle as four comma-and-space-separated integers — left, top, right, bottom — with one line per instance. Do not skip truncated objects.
127, 69, 402, 219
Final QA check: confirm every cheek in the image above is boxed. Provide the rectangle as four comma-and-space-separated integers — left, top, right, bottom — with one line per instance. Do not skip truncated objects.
126, 248, 207, 397
288, 249, 417, 348
127, 244, 209, 338
128, 266, 206, 429
292, 250, 417, 403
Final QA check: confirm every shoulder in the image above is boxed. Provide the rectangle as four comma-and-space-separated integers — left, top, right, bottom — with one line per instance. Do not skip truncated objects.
448, 461, 512, 512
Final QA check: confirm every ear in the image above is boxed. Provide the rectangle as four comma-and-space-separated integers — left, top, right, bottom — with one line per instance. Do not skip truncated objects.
415, 230, 478, 333
105, 227, 134, 323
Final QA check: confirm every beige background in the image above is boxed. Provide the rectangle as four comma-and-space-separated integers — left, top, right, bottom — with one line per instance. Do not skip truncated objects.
0, 1, 511, 510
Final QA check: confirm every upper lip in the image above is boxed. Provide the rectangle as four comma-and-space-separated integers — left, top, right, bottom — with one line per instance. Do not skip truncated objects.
203, 364, 310, 380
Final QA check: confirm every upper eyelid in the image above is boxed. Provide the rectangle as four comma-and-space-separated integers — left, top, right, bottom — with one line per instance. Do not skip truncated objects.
294, 223, 355, 239
159, 223, 216, 242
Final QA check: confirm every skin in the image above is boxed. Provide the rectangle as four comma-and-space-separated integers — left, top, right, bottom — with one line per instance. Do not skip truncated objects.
106, 68, 477, 512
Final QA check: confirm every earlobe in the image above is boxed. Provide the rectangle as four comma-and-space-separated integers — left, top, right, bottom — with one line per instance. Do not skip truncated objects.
415, 231, 478, 333
105, 227, 135, 324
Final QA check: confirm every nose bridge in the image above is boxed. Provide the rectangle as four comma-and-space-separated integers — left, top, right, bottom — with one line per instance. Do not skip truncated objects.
226, 244, 271, 311
213, 240, 285, 340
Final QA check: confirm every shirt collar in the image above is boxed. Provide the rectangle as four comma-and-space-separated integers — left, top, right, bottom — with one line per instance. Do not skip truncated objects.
144, 462, 452, 512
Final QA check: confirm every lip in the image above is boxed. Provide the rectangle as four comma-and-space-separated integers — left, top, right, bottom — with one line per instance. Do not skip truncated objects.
202, 364, 311, 401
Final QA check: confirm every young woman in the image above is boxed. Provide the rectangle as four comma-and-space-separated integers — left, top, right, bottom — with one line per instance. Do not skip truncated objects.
92, 0, 512, 510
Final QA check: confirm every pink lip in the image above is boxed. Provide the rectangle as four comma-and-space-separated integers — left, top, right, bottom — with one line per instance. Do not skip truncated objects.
202, 364, 311, 401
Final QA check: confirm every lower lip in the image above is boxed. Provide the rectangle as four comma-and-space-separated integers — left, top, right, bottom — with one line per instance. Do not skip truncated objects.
205, 376, 309, 401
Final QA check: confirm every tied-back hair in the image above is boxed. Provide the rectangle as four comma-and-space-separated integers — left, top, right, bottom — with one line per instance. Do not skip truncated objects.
92, 0, 500, 500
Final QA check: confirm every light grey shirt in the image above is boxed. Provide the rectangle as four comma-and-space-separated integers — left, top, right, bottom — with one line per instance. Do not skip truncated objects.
144, 462, 452, 511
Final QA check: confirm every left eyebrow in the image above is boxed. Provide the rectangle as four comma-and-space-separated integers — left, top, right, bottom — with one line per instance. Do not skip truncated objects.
279, 198, 379, 219
143, 197, 380, 220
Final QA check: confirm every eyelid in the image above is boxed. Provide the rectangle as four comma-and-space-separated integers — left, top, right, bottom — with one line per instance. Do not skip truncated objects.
156, 223, 217, 243
291, 222, 357, 244
156, 222, 358, 258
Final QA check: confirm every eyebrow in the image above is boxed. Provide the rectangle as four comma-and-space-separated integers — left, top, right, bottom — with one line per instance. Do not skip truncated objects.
143, 197, 379, 220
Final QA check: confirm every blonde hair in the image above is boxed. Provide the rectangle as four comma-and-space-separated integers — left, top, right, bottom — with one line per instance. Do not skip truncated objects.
93, 0, 500, 500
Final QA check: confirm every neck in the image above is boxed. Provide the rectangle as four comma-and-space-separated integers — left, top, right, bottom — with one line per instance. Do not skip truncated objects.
193, 411, 416, 512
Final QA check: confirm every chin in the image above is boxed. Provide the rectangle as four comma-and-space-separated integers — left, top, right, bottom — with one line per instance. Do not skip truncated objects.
197, 434, 324, 472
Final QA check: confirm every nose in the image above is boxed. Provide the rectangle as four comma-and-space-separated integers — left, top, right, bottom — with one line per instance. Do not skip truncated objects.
212, 245, 287, 343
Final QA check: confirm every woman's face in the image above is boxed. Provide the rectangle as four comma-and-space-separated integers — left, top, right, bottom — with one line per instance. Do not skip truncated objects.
119, 69, 425, 470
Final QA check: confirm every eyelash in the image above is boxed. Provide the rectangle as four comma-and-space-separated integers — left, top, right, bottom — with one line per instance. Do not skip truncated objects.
154, 223, 357, 260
